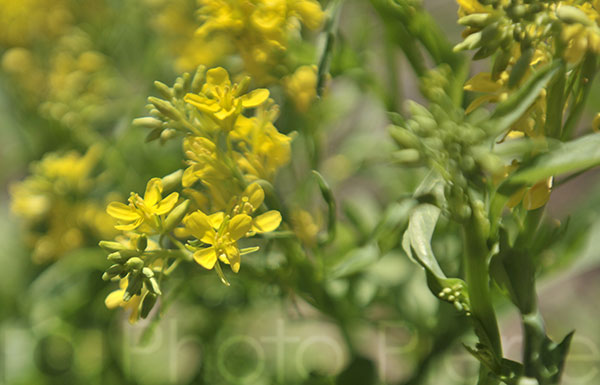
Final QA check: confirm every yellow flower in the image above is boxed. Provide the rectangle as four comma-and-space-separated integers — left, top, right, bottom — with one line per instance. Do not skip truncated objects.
184, 210, 257, 274
284, 65, 318, 112
104, 278, 143, 324
229, 183, 282, 233
556, 1, 600, 63
107, 178, 179, 232
184, 67, 269, 131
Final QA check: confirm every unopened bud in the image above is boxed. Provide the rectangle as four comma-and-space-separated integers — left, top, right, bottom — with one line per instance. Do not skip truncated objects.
140, 292, 158, 319
148, 97, 181, 121
163, 199, 190, 233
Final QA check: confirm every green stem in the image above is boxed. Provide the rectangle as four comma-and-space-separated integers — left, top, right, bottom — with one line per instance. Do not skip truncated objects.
462, 215, 502, 359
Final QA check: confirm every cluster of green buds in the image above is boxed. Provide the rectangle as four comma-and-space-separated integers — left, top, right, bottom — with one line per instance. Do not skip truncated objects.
389, 99, 501, 222
455, 0, 552, 61
100, 235, 164, 319
133, 66, 208, 143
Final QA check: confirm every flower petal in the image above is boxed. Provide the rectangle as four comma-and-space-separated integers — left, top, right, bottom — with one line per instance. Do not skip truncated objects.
184, 210, 216, 243
194, 247, 217, 270
241, 88, 269, 107
228, 214, 253, 240
225, 245, 241, 273
105, 289, 125, 309
208, 212, 225, 229
206, 67, 230, 87
253, 210, 282, 233
144, 178, 163, 207
114, 216, 144, 231
184, 94, 221, 112
154, 192, 179, 215
106, 202, 138, 221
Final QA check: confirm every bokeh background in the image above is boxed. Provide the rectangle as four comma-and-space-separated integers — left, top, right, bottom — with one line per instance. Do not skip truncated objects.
1, 0, 600, 384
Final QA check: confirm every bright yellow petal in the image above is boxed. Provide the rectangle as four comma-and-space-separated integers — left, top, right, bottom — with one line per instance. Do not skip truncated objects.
105, 289, 125, 309
182, 165, 200, 188
144, 178, 163, 207
206, 67, 230, 87
194, 246, 217, 269
184, 211, 216, 243
106, 202, 138, 221
241, 89, 269, 107
253, 210, 282, 233
184, 94, 221, 112
114, 216, 144, 231
154, 192, 179, 215
225, 245, 241, 273
214, 106, 236, 120
228, 214, 253, 240
208, 212, 225, 229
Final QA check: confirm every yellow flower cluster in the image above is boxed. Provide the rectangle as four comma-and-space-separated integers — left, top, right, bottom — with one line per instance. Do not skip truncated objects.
455, 0, 600, 211
10, 146, 116, 263
2, 30, 120, 134
196, 0, 325, 82
104, 67, 286, 320
0, 0, 71, 47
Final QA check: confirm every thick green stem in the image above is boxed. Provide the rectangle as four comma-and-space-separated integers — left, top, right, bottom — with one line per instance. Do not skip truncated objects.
462, 216, 502, 359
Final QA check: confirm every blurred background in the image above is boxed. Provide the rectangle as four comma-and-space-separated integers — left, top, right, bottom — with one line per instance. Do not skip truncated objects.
1, 0, 600, 384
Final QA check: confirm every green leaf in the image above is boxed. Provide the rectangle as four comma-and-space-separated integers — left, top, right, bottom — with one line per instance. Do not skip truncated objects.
403, 203, 471, 312
491, 61, 561, 132
402, 203, 444, 277
503, 132, 600, 187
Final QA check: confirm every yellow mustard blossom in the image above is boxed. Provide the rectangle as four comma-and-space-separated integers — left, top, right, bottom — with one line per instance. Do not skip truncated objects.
184, 211, 255, 274
196, 0, 324, 82
105, 277, 144, 324
147, 0, 233, 72
228, 183, 282, 233
556, 2, 600, 63
284, 65, 318, 112
291, 208, 319, 247
107, 178, 179, 232
233, 104, 292, 181
184, 67, 270, 131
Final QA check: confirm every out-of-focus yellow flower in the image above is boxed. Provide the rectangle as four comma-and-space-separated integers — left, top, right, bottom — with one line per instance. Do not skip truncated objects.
284, 65, 318, 112
10, 146, 115, 263
184, 67, 270, 131
507, 177, 553, 211
557, 3, 600, 63
107, 178, 179, 232
0, 0, 72, 47
196, 0, 324, 82
105, 278, 143, 324
291, 209, 319, 247
593, 112, 600, 132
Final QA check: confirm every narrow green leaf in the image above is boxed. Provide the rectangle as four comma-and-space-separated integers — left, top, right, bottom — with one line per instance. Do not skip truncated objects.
504, 132, 600, 186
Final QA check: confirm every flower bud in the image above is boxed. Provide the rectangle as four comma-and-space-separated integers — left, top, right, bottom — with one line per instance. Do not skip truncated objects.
154, 81, 173, 99
132, 117, 163, 129
140, 292, 158, 319
125, 257, 144, 271
163, 199, 190, 233
136, 234, 148, 252
556, 5, 594, 27
148, 97, 181, 121
99, 241, 126, 253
